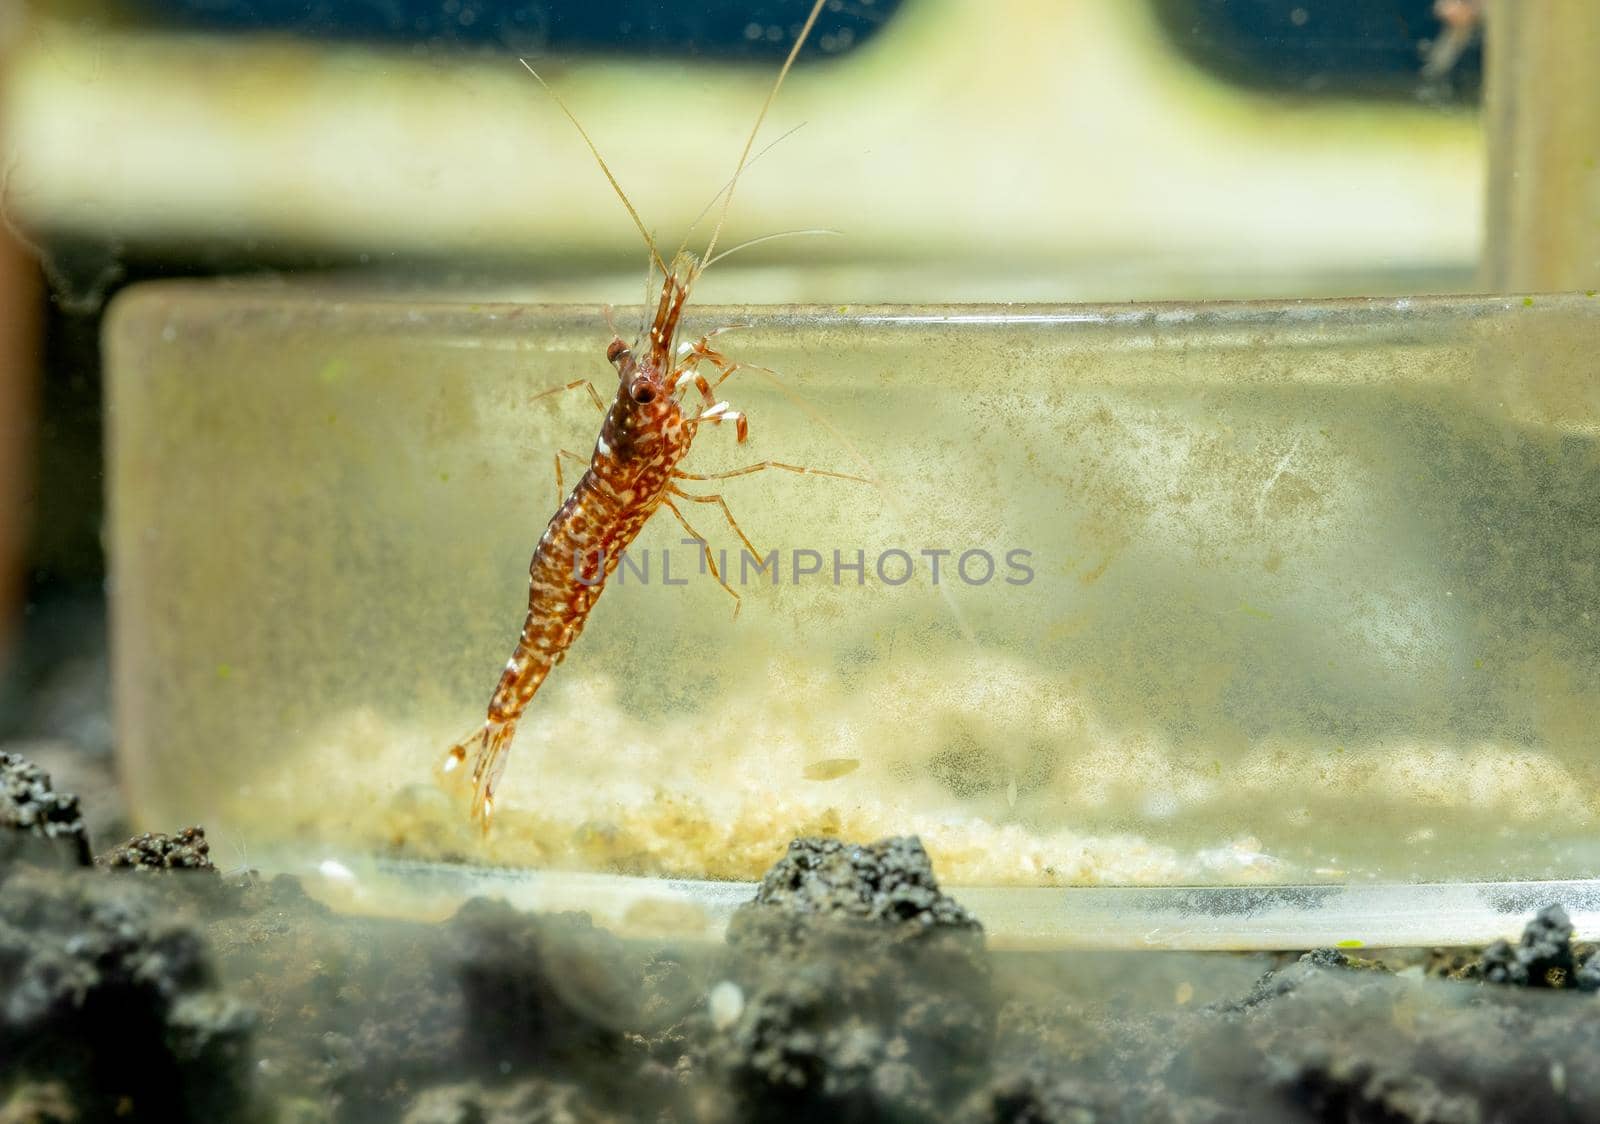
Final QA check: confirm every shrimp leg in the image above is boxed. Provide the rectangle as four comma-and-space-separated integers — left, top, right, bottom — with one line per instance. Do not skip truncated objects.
675, 346, 868, 481
682, 339, 755, 392
668, 483, 762, 561
532, 378, 607, 412
672, 461, 868, 484
553, 448, 587, 494
664, 498, 742, 614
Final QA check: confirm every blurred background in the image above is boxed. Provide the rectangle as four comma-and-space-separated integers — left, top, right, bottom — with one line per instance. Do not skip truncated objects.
0, 0, 1513, 836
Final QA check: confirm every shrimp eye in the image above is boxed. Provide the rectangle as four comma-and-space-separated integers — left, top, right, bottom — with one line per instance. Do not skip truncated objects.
606, 339, 628, 365
629, 378, 656, 404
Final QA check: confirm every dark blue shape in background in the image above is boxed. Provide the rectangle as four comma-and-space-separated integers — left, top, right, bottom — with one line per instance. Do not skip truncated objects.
1153, 0, 1481, 101
122, 0, 902, 61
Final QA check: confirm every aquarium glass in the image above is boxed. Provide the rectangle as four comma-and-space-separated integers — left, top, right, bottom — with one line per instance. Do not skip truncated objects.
106, 285, 1600, 893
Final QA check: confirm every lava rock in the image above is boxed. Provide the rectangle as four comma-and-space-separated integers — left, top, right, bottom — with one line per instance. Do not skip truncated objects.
202, 871, 464, 1119
0, 1080, 77, 1124
709, 836, 994, 1123
0, 750, 92, 869
408, 898, 696, 1121
203, 872, 687, 1120
735, 835, 983, 944
1577, 953, 1600, 992
401, 1078, 621, 1124
1480, 904, 1595, 990
1275, 1046, 1482, 1124
954, 1066, 1106, 1124
10, 738, 126, 845
1218, 947, 1381, 1015
0, 866, 256, 1120
444, 900, 649, 1069
98, 825, 218, 873
1235, 963, 1600, 1124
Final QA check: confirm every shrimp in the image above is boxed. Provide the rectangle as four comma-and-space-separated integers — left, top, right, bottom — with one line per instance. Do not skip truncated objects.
442, 0, 852, 829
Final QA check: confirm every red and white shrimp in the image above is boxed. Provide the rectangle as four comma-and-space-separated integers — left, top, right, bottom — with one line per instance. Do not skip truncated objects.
442, 0, 853, 828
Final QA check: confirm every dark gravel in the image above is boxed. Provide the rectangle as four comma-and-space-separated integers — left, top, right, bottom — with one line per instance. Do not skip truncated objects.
0, 748, 93, 868
8, 747, 1600, 1124
708, 836, 995, 1123
1477, 904, 1600, 991
0, 866, 256, 1121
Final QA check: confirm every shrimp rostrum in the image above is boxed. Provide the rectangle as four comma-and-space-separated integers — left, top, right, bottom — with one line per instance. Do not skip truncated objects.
442, 0, 855, 829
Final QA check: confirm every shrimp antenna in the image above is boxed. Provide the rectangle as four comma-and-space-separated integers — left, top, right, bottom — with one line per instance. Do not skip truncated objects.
519, 58, 670, 279
703, 227, 840, 270
677, 122, 808, 261
638, 246, 658, 321
698, 0, 828, 275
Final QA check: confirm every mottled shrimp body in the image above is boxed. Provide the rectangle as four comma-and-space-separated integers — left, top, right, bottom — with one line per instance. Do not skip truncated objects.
443, 269, 710, 821
442, 0, 842, 829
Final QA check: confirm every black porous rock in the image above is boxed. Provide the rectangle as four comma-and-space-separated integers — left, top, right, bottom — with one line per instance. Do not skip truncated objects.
1480, 904, 1594, 990
1578, 951, 1600, 992
736, 835, 982, 941
953, 1065, 1108, 1124
0, 750, 92, 869
709, 836, 994, 1123
0, 1080, 77, 1123
1222, 947, 1382, 1014
205, 871, 465, 1119
0, 866, 256, 1120
400, 1077, 621, 1124
443, 899, 650, 1070
429, 897, 704, 1120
